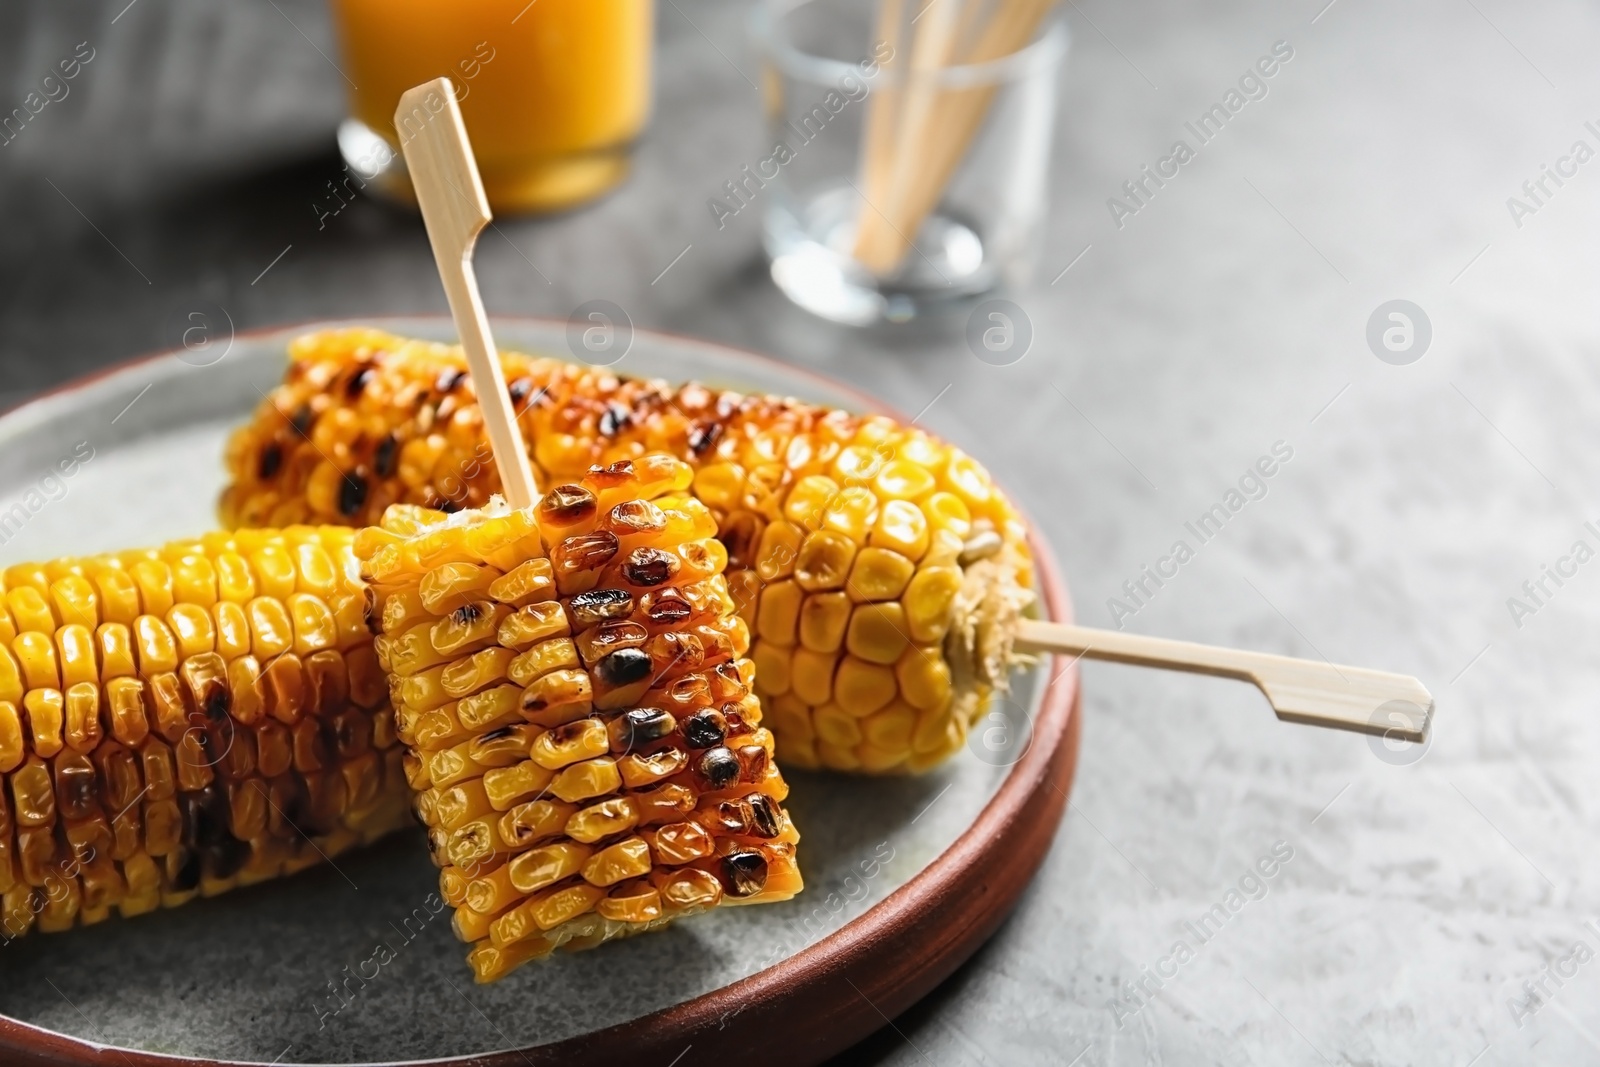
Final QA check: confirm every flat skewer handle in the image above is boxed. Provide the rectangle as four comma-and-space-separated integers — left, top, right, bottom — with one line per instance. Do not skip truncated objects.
395, 77, 539, 511
1013, 618, 1433, 743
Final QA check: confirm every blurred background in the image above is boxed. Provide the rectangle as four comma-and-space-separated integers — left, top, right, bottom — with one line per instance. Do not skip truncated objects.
4, 0, 1600, 1063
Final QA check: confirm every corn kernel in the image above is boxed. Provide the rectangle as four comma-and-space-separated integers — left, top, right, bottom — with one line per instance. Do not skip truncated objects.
903, 566, 961, 644
845, 603, 910, 665
789, 648, 835, 707
794, 531, 855, 592
529, 719, 609, 770
550, 757, 621, 803
507, 840, 591, 894
814, 703, 862, 747
580, 836, 652, 886
833, 656, 896, 716
783, 475, 838, 531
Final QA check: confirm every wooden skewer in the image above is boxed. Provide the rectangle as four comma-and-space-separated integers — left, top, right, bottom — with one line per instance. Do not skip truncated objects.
854, 0, 907, 236
1013, 619, 1434, 743
854, 0, 967, 274
853, 0, 1057, 276
392, 86, 1431, 748
394, 77, 539, 510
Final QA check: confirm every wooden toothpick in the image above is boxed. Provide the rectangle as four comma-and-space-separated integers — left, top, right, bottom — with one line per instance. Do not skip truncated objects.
1013, 618, 1434, 742
394, 77, 539, 511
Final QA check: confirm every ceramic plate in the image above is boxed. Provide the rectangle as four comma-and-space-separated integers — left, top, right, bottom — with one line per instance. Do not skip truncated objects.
0, 318, 1079, 1067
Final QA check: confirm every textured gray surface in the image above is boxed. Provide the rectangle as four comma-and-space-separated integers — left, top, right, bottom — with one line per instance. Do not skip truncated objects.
2, 0, 1599, 1064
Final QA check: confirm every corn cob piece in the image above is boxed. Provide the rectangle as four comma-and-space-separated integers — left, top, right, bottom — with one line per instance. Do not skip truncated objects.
356, 454, 802, 982
0, 528, 413, 938
222, 328, 1035, 774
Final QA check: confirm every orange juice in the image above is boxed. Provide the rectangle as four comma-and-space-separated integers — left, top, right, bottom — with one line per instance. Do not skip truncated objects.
331, 0, 653, 213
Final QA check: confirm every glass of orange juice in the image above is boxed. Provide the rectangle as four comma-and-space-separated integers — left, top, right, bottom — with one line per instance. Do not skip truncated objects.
329, 0, 653, 214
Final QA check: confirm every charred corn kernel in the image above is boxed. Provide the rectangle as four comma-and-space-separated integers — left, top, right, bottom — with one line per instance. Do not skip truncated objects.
356, 459, 801, 981
229, 330, 1032, 775
0, 532, 415, 937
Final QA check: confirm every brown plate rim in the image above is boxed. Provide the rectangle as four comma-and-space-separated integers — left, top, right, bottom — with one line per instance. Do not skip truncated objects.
0, 317, 1081, 1067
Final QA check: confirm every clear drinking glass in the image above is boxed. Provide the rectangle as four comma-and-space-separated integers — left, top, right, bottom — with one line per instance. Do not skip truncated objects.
752, 0, 1067, 326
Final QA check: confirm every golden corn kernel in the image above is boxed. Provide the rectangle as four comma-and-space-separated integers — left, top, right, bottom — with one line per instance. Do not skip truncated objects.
508, 638, 581, 687
618, 749, 688, 790
756, 580, 802, 646
750, 640, 790, 696
782, 475, 837, 531
530, 719, 610, 771
903, 566, 961, 644
896, 647, 953, 710
649, 821, 713, 865
833, 656, 897, 716
481, 760, 554, 811
794, 531, 855, 592
814, 704, 862, 747
845, 603, 910, 665
488, 559, 556, 607
789, 648, 835, 707
822, 486, 879, 543
549, 758, 621, 803
507, 840, 591, 894
441, 647, 515, 699
658, 867, 723, 911
597, 883, 662, 924
565, 796, 640, 843
498, 602, 571, 649
580, 836, 651, 887
846, 547, 915, 603
500, 799, 578, 850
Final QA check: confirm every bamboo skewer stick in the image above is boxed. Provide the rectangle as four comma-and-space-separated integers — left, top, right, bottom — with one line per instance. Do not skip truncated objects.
391, 87, 1434, 751
852, 0, 1057, 276
1013, 619, 1435, 743
394, 76, 539, 510
854, 0, 907, 232
854, 0, 966, 273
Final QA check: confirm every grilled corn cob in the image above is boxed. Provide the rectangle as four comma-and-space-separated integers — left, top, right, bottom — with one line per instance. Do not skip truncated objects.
0, 527, 412, 937
223, 328, 1034, 774
356, 454, 802, 981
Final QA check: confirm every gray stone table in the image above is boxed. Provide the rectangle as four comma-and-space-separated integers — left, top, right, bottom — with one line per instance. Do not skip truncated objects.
3, 0, 1600, 1063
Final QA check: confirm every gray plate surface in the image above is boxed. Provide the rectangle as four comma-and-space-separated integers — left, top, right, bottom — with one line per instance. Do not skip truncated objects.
0, 319, 1046, 1065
